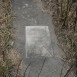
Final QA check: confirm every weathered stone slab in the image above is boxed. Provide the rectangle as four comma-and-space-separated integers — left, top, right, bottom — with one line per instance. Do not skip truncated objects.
26, 26, 52, 58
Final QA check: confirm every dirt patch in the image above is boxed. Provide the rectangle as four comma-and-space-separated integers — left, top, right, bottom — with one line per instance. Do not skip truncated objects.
7, 49, 26, 77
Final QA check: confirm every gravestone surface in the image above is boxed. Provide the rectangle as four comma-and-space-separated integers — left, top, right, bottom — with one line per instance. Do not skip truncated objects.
26, 26, 52, 58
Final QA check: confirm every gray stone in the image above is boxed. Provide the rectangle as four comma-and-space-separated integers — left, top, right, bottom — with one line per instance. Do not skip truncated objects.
12, 0, 74, 77
26, 26, 52, 58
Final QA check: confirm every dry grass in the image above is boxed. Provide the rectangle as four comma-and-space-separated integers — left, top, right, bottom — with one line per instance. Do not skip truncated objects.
41, 0, 77, 76
0, 0, 24, 77
0, 0, 12, 56
0, 0, 14, 76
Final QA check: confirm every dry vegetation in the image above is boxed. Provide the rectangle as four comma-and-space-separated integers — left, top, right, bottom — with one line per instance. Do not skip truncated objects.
41, 0, 77, 76
0, 0, 24, 77
0, 0, 13, 76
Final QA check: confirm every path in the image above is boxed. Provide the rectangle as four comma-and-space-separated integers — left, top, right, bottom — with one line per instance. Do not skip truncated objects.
12, 0, 74, 77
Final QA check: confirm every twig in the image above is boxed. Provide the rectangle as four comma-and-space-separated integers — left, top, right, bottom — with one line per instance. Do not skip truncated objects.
27, 67, 31, 77
16, 59, 22, 77
64, 65, 74, 77
38, 57, 46, 77
23, 63, 31, 77
60, 62, 65, 77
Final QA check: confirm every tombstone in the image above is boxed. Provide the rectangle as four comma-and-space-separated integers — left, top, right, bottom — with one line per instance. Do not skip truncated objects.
25, 26, 53, 58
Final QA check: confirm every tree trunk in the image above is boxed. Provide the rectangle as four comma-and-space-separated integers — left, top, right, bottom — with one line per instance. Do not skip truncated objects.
62, 0, 69, 29
73, 6, 77, 32
61, 0, 63, 16
56, 0, 59, 16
